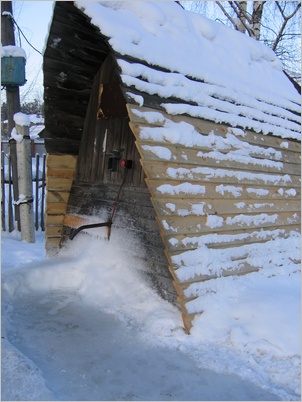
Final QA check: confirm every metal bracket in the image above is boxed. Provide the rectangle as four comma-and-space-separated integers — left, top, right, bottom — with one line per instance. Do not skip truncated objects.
69, 221, 112, 240
107, 149, 122, 172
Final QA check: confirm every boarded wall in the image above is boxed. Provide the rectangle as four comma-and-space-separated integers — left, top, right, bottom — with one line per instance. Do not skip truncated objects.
63, 181, 177, 304
45, 154, 77, 254
127, 104, 301, 331
59, 55, 178, 305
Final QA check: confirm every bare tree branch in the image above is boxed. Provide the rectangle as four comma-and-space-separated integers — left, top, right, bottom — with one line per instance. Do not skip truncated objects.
234, 1, 253, 24
218, 1, 253, 35
216, 2, 237, 27
272, 2, 301, 51
181, 1, 301, 79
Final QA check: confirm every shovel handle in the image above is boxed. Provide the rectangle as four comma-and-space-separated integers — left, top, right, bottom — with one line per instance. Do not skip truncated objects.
69, 221, 112, 240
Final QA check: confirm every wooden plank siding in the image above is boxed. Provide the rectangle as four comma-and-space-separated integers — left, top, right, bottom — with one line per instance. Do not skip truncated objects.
127, 104, 301, 331
43, 1, 110, 155
45, 154, 77, 255
58, 55, 178, 306
62, 181, 178, 305
43, 2, 301, 334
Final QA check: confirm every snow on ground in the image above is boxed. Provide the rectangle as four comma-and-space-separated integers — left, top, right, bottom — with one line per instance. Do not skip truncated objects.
1, 229, 301, 400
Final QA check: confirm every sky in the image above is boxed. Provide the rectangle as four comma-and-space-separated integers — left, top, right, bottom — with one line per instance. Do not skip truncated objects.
10, 1, 54, 102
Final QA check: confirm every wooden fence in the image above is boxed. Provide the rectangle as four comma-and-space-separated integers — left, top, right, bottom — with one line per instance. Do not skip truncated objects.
1, 151, 46, 232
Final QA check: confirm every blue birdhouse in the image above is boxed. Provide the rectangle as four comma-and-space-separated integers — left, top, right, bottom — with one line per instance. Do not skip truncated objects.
1, 56, 26, 86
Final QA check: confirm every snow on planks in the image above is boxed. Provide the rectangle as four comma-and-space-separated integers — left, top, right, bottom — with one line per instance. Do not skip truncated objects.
127, 104, 301, 332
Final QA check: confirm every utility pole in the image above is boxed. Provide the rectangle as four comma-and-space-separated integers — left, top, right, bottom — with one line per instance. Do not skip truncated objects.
1, 1, 21, 231
15, 114, 35, 243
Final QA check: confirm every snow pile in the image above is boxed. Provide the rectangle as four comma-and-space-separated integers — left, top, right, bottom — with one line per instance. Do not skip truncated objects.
29, 124, 44, 140
1, 229, 300, 400
6, 113, 44, 140
13, 112, 30, 127
1, 45, 27, 59
10, 113, 31, 142
29, 114, 44, 125
1, 338, 54, 401
29, 114, 45, 139
75, 1, 300, 140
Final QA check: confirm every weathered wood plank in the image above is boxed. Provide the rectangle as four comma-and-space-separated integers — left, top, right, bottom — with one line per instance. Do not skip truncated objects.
64, 214, 94, 228
174, 263, 261, 296
45, 225, 63, 237
46, 202, 69, 215
133, 135, 301, 165
44, 1, 108, 156
47, 154, 78, 169
46, 191, 71, 203
46, 153, 77, 255
173, 261, 260, 285
47, 167, 76, 179
147, 179, 301, 200
140, 146, 301, 177
153, 197, 300, 216
46, 177, 74, 191
46, 214, 65, 226
164, 224, 300, 252
45, 237, 61, 247
181, 313, 196, 334
141, 160, 300, 188
131, 125, 301, 166
128, 105, 301, 153
136, 142, 300, 175
156, 211, 300, 236
44, 138, 81, 155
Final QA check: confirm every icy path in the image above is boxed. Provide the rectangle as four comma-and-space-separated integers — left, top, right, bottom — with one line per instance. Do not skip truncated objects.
3, 289, 279, 401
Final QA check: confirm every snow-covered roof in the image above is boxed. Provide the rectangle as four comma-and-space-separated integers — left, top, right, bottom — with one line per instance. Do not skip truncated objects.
75, 1, 300, 141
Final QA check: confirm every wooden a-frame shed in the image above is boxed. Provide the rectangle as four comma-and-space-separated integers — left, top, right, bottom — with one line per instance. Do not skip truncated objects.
43, 1, 301, 331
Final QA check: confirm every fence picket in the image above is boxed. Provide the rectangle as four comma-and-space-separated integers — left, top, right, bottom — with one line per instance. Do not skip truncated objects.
9, 140, 20, 230
1, 151, 5, 231
35, 153, 40, 230
8, 153, 14, 232
40, 153, 46, 231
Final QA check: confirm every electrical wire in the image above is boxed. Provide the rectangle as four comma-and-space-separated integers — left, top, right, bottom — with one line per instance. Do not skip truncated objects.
2, 12, 42, 56
12, 16, 42, 56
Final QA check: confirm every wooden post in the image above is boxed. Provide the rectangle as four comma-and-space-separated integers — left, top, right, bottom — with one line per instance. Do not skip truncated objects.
2, 2, 21, 230
15, 119, 35, 243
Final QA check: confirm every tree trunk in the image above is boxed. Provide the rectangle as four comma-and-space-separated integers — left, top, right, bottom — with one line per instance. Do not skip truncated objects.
237, 1, 247, 34
251, 1, 265, 40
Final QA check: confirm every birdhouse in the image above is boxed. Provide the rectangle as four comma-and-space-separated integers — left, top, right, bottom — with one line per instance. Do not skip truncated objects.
1, 56, 26, 86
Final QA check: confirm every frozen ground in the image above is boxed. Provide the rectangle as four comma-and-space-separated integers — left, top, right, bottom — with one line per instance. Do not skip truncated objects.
2, 288, 278, 401
1, 229, 300, 401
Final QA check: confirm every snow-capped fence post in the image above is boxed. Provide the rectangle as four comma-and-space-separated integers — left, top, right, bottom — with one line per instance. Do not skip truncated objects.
13, 112, 35, 243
